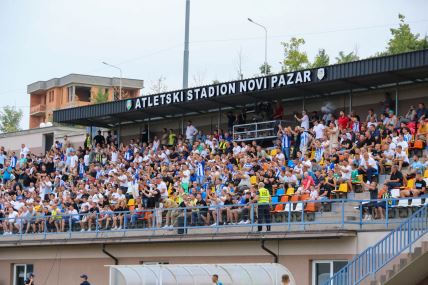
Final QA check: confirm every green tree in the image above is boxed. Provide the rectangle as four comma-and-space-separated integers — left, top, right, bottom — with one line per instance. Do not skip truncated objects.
0, 105, 22, 133
311, 49, 330, 68
93, 88, 109, 104
281, 37, 309, 72
385, 14, 428, 55
259, 62, 272, 75
335, 51, 359, 64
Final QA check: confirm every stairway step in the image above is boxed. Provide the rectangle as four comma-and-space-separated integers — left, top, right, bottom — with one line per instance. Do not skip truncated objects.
411, 246, 423, 260
422, 241, 428, 252
399, 257, 408, 269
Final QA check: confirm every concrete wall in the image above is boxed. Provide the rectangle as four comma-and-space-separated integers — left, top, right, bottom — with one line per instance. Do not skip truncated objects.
0, 231, 390, 285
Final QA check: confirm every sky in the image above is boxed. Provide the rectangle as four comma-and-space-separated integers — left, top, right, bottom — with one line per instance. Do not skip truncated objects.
0, 0, 427, 129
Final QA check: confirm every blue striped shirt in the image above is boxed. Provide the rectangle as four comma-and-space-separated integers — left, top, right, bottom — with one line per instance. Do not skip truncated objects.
196, 161, 205, 177
10, 156, 17, 168
281, 134, 292, 148
300, 132, 310, 148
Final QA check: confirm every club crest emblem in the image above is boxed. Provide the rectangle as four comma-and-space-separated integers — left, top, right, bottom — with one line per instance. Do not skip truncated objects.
126, 100, 133, 111
317, 68, 325, 80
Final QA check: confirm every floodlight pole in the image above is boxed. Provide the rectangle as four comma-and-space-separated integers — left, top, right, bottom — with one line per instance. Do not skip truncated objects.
183, 0, 191, 89
248, 18, 268, 74
102, 61, 122, 100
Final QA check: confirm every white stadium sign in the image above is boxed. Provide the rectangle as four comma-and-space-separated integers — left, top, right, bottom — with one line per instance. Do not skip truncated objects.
127, 68, 326, 110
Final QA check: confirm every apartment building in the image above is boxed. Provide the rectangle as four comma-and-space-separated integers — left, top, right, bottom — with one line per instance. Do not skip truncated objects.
28, 74, 144, 129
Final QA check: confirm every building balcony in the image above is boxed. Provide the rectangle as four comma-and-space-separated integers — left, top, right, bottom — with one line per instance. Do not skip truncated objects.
30, 104, 46, 116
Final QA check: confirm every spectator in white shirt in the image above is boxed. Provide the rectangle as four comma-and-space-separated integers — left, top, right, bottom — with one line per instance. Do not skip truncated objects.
393, 145, 409, 171
313, 120, 326, 140
20, 144, 29, 157
359, 152, 378, 182
185, 120, 198, 143
295, 110, 309, 131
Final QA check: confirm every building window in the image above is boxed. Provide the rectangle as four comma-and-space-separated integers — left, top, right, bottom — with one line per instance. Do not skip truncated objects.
48, 91, 54, 102
13, 264, 33, 285
312, 260, 347, 285
67, 86, 74, 102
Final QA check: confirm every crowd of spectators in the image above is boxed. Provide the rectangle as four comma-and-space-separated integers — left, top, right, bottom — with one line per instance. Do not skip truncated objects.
0, 101, 427, 235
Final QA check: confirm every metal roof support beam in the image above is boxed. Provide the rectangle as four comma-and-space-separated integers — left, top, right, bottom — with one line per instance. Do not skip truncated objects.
172, 105, 204, 114
85, 119, 112, 129
341, 79, 374, 90
390, 71, 417, 83
207, 98, 241, 110
349, 90, 353, 114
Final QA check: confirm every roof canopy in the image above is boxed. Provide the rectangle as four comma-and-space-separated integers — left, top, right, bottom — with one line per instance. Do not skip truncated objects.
108, 263, 295, 285
54, 49, 428, 128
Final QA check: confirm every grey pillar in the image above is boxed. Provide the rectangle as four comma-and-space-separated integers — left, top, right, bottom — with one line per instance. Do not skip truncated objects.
302, 95, 305, 111
89, 126, 93, 147
349, 91, 353, 114
117, 123, 121, 146
218, 105, 222, 129
181, 115, 184, 135
147, 118, 151, 142
395, 87, 399, 116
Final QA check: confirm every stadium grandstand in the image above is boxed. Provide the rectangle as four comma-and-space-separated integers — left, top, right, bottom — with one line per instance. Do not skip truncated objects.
0, 49, 428, 285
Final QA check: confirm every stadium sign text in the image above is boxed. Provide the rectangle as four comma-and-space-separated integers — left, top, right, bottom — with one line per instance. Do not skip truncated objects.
127, 68, 325, 110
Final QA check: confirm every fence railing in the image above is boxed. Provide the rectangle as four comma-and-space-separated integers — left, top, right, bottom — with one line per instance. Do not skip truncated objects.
323, 203, 428, 285
1, 197, 426, 240
232, 120, 294, 142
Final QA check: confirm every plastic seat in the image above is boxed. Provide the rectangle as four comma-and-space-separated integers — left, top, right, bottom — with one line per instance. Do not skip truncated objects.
397, 199, 409, 208
271, 196, 279, 204
286, 187, 295, 196
293, 202, 303, 212
283, 203, 292, 212
390, 189, 400, 198
338, 183, 348, 193
411, 198, 422, 207
424, 169, 428, 178
127, 199, 136, 206
276, 188, 285, 196
271, 196, 288, 213
305, 202, 316, 212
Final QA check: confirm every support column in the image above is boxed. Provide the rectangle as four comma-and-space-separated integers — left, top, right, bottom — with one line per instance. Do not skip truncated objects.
302, 95, 305, 111
181, 115, 184, 135
89, 126, 93, 147
395, 86, 399, 116
218, 104, 222, 130
117, 123, 121, 146
349, 90, 353, 115
147, 117, 151, 142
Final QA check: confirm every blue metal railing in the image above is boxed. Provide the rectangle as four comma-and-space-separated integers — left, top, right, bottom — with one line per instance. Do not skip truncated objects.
0, 197, 426, 241
323, 203, 428, 285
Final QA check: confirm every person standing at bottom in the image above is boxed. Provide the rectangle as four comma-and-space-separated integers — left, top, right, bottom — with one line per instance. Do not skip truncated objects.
281, 274, 291, 285
255, 182, 271, 232
212, 274, 223, 285
80, 274, 91, 285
